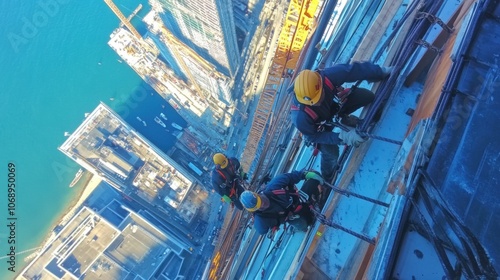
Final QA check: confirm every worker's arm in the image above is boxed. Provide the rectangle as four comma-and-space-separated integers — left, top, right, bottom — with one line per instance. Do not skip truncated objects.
323, 62, 388, 85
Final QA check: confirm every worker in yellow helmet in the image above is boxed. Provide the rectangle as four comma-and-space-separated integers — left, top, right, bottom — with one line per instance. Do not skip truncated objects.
290, 62, 392, 187
211, 153, 247, 210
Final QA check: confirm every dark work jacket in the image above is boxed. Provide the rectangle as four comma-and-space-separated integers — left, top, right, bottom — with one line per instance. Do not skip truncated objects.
290, 62, 386, 145
211, 157, 241, 197
253, 170, 304, 235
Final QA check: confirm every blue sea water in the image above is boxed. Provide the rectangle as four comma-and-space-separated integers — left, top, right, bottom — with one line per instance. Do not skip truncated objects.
0, 1, 184, 277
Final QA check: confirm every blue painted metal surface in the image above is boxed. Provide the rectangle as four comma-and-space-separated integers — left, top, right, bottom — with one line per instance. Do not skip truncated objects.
388, 0, 500, 278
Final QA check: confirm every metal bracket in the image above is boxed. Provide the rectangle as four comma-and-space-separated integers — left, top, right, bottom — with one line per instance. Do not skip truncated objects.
415, 39, 442, 53
417, 12, 454, 33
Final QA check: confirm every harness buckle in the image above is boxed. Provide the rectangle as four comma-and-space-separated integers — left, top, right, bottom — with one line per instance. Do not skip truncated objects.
288, 214, 301, 221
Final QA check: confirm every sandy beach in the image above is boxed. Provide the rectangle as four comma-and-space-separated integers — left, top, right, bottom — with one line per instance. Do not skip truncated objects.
59, 172, 102, 225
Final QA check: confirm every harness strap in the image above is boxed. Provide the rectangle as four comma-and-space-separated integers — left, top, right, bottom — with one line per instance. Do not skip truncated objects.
229, 187, 237, 197
216, 164, 238, 195
291, 104, 319, 121
271, 189, 297, 196
270, 189, 302, 217
215, 160, 237, 182
215, 168, 227, 180
322, 74, 349, 103
323, 76, 335, 91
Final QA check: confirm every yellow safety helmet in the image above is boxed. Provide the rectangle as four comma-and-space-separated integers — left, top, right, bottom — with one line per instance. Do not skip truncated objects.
294, 70, 323, 105
213, 153, 228, 169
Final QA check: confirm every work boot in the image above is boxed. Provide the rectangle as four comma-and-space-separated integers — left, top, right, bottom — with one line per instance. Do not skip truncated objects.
340, 115, 361, 127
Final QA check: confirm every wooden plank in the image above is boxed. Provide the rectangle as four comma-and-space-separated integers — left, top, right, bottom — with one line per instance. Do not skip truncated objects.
354, 243, 375, 280
383, 3, 419, 66
297, 257, 332, 280
351, 0, 403, 62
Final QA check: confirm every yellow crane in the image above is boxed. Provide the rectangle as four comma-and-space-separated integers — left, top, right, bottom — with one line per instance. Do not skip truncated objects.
158, 27, 209, 101
241, 0, 320, 172
103, 0, 141, 39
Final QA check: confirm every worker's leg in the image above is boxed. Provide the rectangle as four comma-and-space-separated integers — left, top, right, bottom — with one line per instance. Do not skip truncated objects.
318, 144, 339, 209
339, 87, 375, 116
318, 143, 339, 184
287, 216, 309, 232
232, 197, 243, 210
300, 178, 321, 202
288, 205, 316, 231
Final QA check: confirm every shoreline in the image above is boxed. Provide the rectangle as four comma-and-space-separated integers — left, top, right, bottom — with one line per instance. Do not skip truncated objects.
59, 172, 102, 223
15, 172, 102, 279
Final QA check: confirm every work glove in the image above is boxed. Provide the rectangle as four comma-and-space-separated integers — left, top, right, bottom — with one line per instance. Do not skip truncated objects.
305, 171, 324, 185
222, 195, 231, 203
339, 129, 366, 147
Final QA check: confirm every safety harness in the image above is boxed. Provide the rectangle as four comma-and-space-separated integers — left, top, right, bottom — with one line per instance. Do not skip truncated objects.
254, 186, 306, 236
215, 160, 239, 198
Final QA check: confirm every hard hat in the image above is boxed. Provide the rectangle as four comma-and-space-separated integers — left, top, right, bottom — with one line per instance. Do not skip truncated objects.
213, 153, 228, 169
294, 70, 323, 105
240, 191, 261, 212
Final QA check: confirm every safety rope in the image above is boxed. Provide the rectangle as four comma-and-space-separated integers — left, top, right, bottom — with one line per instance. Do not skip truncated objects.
361, 0, 446, 133
331, 119, 403, 145
260, 228, 287, 279
304, 145, 319, 170
323, 182, 390, 207
356, 130, 403, 145
310, 204, 376, 244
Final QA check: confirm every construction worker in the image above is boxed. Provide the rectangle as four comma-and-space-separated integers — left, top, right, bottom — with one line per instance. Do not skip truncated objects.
239, 170, 324, 235
211, 153, 247, 210
290, 62, 392, 184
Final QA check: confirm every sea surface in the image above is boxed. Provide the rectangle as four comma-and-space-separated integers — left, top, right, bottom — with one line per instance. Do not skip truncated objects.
0, 1, 184, 277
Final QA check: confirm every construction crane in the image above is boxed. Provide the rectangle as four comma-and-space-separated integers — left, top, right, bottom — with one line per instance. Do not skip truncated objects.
104, 0, 141, 39
158, 27, 209, 101
161, 27, 226, 80
120, 4, 142, 29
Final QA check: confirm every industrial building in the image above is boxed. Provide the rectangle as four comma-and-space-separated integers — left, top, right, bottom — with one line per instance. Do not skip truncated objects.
19, 183, 196, 280
59, 103, 199, 223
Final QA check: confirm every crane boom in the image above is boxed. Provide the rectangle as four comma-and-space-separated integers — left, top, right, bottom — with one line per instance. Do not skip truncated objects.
103, 0, 142, 39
